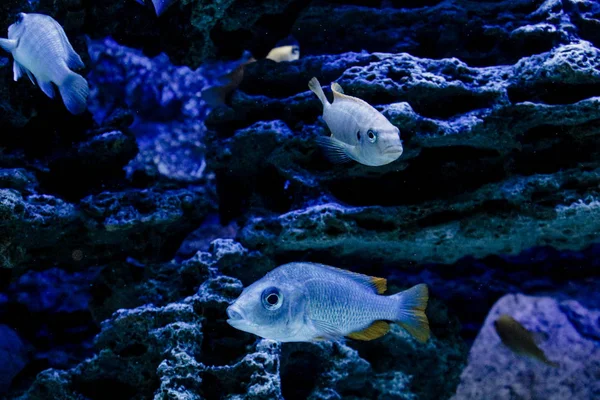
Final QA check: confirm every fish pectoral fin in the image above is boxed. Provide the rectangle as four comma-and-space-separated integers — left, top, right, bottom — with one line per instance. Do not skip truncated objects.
315, 136, 353, 164
13, 61, 26, 81
311, 318, 344, 339
347, 321, 390, 341
331, 82, 344, 94
0, 38, 17, 53
39, 81, 56, 99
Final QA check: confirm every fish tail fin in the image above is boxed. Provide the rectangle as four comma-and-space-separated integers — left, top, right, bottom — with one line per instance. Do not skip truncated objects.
391, 283, 430, 343
59, 71, 89, 115
539, 353, 560, 368
201, 86, 227, 108
308, 77, 329, 106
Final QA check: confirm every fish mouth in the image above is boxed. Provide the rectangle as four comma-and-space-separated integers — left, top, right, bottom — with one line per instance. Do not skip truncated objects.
382, 145, 403, 156
227, 305, 244, 321
226, 305, 258, 330
226, 305, 247, 326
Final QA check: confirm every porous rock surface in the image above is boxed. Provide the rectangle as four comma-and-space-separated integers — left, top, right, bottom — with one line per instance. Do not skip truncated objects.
212, 38, 600, 267
452, 294, 600, 400
12, 242, 467, 400
1, 0, 600, 399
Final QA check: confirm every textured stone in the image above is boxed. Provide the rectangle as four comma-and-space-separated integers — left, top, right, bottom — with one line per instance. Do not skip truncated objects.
239, 166, 600, 266
0, 185, 213, 270
14, 246, 280, 399
293, 0, 576, 67
209, 41, 600, 266
82, 0, 300, 66
452, 294, 600, 400
13, 243, 467, 400
3, 0, 600, 398
0, 325, 28, 393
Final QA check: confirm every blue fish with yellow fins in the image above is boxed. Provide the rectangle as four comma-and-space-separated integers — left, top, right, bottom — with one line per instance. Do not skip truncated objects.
226, 262, 430, 343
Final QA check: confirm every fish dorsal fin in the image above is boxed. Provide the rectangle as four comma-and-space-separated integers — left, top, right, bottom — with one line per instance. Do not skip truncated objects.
331, 82, 344, 94
347, 320, 390, 341
318, 263, 387, 294
330, 83, 376, 111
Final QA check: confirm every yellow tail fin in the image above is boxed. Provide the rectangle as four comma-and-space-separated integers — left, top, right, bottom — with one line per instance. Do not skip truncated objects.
393, 283, 430, 343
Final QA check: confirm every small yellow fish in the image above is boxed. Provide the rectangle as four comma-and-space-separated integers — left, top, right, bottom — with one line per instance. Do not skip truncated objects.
308, 77, 403, 166
494, 314, 559, 367
265, 45, 300, 62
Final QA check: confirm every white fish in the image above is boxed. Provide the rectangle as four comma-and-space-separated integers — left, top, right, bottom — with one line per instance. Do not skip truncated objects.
308, 77, 403, 166
0, 13, 89, 115
266, 45, 300, 62
226, 261, 430, 343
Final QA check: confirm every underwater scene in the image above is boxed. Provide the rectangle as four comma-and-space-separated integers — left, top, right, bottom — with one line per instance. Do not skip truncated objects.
0, 0, 599, 399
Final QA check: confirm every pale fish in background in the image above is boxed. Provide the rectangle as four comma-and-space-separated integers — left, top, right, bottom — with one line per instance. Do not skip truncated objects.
308, 77, 403, 166
266, 36, 300, 62
494, 314, 559, 367
0, 13, 89, 115
201, 51, 256, 108
226, 262, 430, 343
133, 0, 175, 17
266, 45, 300, 62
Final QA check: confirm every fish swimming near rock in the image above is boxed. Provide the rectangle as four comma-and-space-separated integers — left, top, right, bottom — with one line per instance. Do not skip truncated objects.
266, 36, 300, 62
0, 13, 89, 115
494, 314, 559, 367
201, 52, 256, 108
132, 0, 175, 17
308, 77, 403, 166
226, 262, 430, 343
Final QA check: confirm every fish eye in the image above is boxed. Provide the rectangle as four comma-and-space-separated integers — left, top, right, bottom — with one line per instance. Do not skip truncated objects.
15, 13, 24, 24
261, 287, 283, 310
356, 131, 361, 141
292, 46, 299, 54
367, 130, 377, 143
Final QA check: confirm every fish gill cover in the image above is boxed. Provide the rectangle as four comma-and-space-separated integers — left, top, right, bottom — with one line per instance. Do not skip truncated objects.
0, 0, 599, 399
